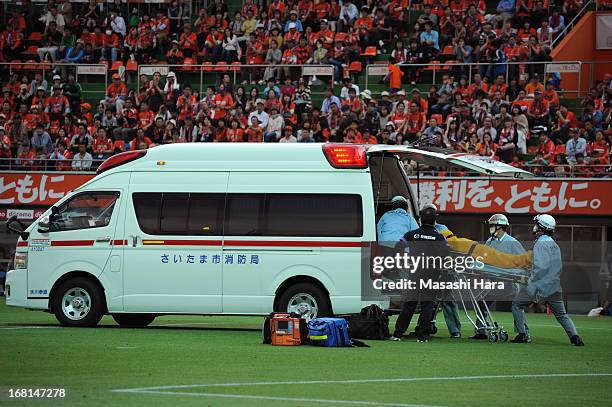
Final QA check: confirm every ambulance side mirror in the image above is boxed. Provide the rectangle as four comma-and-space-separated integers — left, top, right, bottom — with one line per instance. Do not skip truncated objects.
37, 216, 50, 233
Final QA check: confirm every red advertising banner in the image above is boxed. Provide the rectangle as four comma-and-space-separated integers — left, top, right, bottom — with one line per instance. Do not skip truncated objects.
0, 173, 93, 206
0, 172, 611, 216
409, 177, 612, 215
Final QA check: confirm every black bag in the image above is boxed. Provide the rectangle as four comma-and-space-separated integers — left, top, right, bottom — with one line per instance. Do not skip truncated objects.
262, 312, 309, 345
348, 304, 390, 340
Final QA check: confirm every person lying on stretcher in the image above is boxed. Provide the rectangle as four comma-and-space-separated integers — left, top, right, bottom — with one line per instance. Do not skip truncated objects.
437, 228, 532, 271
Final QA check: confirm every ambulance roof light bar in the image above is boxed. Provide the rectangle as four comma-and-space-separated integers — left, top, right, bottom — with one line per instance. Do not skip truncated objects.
322, 144, 367, 169
96, 150, 147, 175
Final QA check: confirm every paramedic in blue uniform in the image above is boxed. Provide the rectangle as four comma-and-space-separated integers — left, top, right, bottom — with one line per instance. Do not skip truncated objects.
376, 195, 419, 245
434, 222, 462, 339
511, 214, 585, 346
391, 204, 449, 342
471, 214, 526, 340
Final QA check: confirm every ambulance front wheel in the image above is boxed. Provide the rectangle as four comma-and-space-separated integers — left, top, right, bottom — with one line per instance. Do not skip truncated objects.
112, 313, 156, 328
277, 283, 332, 321
52, 277, 105, 327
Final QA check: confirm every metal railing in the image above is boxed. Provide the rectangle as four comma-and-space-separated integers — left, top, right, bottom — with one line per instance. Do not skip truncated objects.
365, 60, 583, 96
0, 157, 106, 172
136, 63, 336, 95
0, 62, 108, 100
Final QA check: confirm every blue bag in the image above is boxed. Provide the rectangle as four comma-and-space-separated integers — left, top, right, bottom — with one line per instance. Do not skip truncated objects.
307, 318, 351, 347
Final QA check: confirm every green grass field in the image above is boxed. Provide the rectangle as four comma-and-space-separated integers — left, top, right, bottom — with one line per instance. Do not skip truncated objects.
1, 299, 611, 406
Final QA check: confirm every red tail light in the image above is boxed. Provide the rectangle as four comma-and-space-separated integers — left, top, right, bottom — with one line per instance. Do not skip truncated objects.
96, 150, 147, 175
322, 144, 367, 169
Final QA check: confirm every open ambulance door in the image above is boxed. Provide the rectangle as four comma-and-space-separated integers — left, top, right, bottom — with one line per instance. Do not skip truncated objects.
366, 145, 533, 212
366, 145, 533, 179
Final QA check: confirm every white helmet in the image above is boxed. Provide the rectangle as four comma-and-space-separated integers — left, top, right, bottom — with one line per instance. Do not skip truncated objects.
391, 195, 408, 205
487, 214, 509, 227
534, 214, 556, 231
421, 203, 438, 212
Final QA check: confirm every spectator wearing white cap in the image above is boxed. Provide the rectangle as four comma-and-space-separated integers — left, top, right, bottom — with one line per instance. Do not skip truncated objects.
248, 99, 269, 130
283, 11, 303, 33
28, 72, 48, 98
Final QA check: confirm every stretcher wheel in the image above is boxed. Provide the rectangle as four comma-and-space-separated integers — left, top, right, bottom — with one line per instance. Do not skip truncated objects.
499, 331, 509, 342
488, 332, 498, 343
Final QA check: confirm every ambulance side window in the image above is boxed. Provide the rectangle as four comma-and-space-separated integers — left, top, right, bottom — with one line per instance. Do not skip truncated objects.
223, 193, 363, 237
225, 194, 264, 236
49, 192, 119, 232
132, 192, 224, 235
266, 194, 363, 237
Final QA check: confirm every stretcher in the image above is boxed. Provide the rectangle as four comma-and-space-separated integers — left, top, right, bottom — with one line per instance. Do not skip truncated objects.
434, 229, 532, 343
440, 260, 530, 343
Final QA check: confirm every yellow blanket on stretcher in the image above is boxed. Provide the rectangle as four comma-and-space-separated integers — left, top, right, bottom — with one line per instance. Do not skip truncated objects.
440, 229, 532, 270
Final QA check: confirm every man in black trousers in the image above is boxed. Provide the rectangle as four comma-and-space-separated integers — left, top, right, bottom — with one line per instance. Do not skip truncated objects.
391, 204, 449, 342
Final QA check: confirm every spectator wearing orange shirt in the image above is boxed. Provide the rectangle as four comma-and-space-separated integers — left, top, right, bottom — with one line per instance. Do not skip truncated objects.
93, 127, 113, 160
105, 73, 128, 113
527, 90, 549, 127
137, 102, 155, 132
410, 89, 429, 113
467, 74, 489, 101
406, 102, 427, 140
153, 10, 171, 54
179, 24, 199, 58
166, 40, 185, 64
537, 132, 556, 162
214, 119, 229, 142
589, 130, 610, 162
511, 90, 532, 112
385, 57, 404, 93
246, 116, 263, 142
44, 86, 70, 121
176, 85, 197, 122
211, 85, 234, 124
130, 128, 154, 150
543, 82, 560, 113
525, 74, 545, 95
227, 119, 245, 142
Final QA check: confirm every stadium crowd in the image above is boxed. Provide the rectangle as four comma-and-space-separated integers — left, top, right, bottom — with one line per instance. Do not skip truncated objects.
0, 0, 609, 176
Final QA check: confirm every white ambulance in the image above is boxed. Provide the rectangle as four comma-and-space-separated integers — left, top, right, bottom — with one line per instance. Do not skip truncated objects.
5, 143, 530, 327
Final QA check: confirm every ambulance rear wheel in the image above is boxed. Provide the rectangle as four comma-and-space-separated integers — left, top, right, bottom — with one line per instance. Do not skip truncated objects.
112, 314, 156, 328
277, 283, 331, 321
52, 277, 105, 327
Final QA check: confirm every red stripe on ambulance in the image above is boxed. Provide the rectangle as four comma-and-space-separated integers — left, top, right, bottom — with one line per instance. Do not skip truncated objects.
224, 240, 363, 248
142, 240, 223, 246
50, 240, 95, 247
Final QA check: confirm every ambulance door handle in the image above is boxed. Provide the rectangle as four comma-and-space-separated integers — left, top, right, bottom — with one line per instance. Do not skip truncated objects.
131, 235, 139, 247
96, 237, 111, 243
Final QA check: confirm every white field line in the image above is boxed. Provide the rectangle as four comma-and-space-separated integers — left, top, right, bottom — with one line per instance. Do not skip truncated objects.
113, 390, 443, 407
112, 373, 612, 393
154, 321, 237, 327
0, 325, 61, 330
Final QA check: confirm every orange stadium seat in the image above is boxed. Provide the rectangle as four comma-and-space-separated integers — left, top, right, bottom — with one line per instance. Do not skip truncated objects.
214, 62, 228, 72
110, 61, 123, 71
201, 61, 213, 72
361, 46, 377, 57
125, 60, 138, 72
